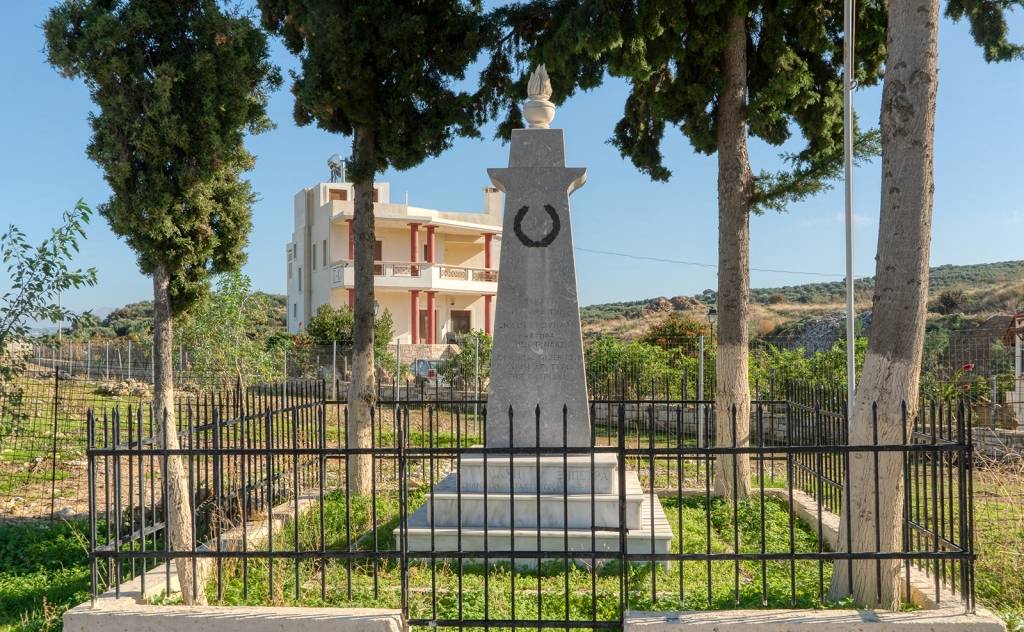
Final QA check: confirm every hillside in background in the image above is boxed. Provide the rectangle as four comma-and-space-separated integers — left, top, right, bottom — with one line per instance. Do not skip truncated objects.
580, 260, 1024, 342
60, 293, 288, 339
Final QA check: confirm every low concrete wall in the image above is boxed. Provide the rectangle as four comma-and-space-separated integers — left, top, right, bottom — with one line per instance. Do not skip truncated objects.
64, 604, 402, 632
624, 608, 1005, 631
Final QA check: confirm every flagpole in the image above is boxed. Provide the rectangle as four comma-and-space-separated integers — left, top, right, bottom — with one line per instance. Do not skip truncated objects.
843, 0, 857, 415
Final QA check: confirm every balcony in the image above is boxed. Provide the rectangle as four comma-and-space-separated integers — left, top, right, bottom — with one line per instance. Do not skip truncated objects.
331, 260, 497, 294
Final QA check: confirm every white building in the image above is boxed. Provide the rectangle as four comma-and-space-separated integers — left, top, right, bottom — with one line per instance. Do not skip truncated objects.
286, 181, 502, 351
1008, 311, 1024, 428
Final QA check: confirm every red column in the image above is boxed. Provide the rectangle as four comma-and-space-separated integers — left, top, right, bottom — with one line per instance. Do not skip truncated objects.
409, 222, 420, 275
483, 233, 493, 269
347, 288, 354, 309
484, 294, 493, 335
409, 290, 420, 344
425, 225, 436, 263
426, 291, 437, 344
346, 219, 354, 260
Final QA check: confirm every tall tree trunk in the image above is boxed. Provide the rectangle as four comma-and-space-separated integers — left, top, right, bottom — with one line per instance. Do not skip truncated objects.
713, 9, 753, 500
153, 264, 207, 604
348, 126, 377, 496
828, 0, 938, 609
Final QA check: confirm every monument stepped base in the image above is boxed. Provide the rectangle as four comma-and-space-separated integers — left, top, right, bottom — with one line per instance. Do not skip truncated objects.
398, 456, 674, 568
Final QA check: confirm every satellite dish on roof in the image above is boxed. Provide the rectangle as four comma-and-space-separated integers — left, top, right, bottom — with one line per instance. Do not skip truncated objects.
328, 154, 346, 182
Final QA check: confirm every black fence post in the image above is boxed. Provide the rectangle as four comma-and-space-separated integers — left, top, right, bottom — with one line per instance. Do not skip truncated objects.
49, 367, 61, 521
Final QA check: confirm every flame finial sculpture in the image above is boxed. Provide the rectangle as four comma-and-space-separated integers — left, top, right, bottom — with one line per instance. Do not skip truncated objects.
524, 65, 555, 129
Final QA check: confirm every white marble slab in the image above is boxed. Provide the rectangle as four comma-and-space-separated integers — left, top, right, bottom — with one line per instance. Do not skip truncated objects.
400, 470, 674, 568
419, 471, 644, 529
455, 453, 618, 494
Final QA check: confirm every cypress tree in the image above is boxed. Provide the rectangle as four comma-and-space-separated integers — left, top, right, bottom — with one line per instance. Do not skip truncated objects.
481, 0, 887, 498
258, 0, 486, 494
45, 0, 280, 603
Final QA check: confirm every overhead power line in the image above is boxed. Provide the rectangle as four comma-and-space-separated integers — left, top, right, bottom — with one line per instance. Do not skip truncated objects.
574, 246, 846, 279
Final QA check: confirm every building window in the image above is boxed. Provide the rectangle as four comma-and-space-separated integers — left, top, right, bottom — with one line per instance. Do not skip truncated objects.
372, 188, 380, 203
298, 268, 302, 292
329, 188, 348, 201
293, 303, 297, 317
323, 239, 327, 267
373, 240, 383, 275
288, 261, 292, 279
312, 243, 316, 269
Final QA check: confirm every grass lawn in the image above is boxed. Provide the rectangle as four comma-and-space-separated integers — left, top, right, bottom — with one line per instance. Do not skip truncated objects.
209, 488, 845, 623
0, 520, 91, 632
0, 487, 1014, 631
972, 466, 1024, 631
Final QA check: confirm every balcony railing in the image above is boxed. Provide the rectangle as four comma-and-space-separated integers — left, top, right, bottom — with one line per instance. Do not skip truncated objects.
331, 260, 497, 289
438, 265, 498, 282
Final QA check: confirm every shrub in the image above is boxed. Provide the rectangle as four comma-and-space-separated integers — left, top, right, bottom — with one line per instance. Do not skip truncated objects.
639, 314, 710, 354
439, 330, 492, 389
935, 289, 966, 315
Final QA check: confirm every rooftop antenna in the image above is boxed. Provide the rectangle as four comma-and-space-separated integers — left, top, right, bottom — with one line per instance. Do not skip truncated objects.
328, 154, 347, 183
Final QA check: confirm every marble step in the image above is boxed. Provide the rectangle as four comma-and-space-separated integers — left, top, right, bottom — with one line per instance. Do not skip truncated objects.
399, 477, 674, 568
419, 471, 646, 530
455, 453, 618, 495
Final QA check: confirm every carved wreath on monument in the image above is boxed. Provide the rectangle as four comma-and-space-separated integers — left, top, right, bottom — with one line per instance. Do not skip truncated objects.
513, 204, 561, 248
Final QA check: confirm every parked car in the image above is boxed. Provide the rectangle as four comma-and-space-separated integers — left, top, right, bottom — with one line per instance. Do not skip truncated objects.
412, 359, 445, 389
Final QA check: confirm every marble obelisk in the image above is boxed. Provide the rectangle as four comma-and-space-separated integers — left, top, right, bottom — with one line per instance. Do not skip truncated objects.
400, 67, 674, 562
485, 65, 590, 448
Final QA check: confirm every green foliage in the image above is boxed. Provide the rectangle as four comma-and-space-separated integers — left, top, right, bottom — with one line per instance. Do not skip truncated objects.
1, 201, 97, 437
482, 1, 887, 213
946, 0, 1024, 62
62, 312, 111, 340
935, 288, 966, 315
45, 0, 281, 314
584, 336, 705, 399
175, 271, 285, 386
65, 293, 286, 341
439, 330, 492, 388
258, 0, 486, 180
750, 337, 867, 392
0, 520, 91, 632
306, 304, 356, 346
640, 315, 710, 353
583, 334, 866, 400
304, 304, 393, 361
96, 301, 153, 338
0, 200, 97, 351
579, 299, 652, 322
373, 310, 396, 365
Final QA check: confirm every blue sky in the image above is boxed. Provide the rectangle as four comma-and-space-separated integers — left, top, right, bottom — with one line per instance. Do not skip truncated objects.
1, 3, 1022, 316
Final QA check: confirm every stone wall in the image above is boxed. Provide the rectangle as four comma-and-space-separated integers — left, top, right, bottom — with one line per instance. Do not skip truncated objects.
972, 426, 1024, 460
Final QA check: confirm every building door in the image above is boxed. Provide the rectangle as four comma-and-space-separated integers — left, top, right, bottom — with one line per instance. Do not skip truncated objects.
419, 310, 438, 344
449, 310, 471, 341
373, 240, 383, 275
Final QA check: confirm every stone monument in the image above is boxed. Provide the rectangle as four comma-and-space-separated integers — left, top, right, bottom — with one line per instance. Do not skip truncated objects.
402, 66, 673, 563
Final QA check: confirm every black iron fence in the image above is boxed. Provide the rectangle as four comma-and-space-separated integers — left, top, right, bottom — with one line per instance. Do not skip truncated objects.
85, 383, 974, 627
